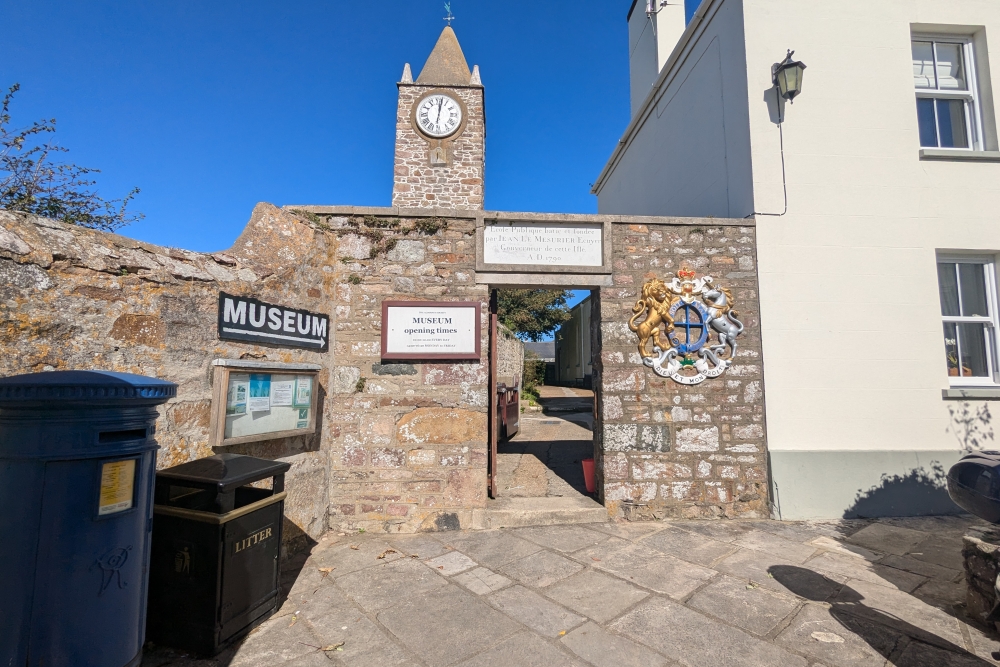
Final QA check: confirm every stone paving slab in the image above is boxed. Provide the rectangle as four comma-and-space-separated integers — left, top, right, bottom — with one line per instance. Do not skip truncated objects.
143, 515, 1000, 667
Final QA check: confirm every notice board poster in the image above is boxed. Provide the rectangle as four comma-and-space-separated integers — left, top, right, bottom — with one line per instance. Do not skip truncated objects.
381, 301, 481, 361
224, 372, 314, 440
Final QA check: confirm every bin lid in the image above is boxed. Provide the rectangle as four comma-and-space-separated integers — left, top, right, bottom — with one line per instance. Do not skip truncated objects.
0, 370, 177, 404
157, 453, 291, 493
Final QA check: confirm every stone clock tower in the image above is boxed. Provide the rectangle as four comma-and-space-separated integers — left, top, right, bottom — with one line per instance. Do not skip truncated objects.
392, 26, 484, 210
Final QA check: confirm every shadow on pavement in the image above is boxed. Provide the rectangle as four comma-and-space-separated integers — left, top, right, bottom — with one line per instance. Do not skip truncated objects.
769, 565, 994, 665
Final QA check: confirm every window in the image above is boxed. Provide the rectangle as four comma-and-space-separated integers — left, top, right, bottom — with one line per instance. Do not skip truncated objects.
913, 37, 983, 149
937, 257, 1000, 385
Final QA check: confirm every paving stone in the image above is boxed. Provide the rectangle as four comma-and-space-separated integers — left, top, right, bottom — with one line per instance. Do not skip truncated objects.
544, 568, 650, 622
808, 536, 880, 561
673, 520, 760, 543
561, 621, 669, 667
963, 616, 1000, 662
426, 550, 479, 575
716, 549, 844, 600
377, 585, 522, 667
830, 578, 969, 652
386, 533, 455, 559
611, 596, 809, 667
500, 549, 584, 588
733, 530, 820, 565
807, 551, 927, 592
758, 520, 852, 544
454, 567, 513, 595
846, 523, 930, 557
909, 535, 967, 571
488, 585, 587, 637
687, 575, 801, 636
311, 537, 405, 577
642, 526, 737, 567
893, 640, 989, 666
512, 524, 610, 553
435, 530, 544, 569
912, 576, 967, 606
300, 586, 416, 667
588, 521, 667, 540
337, 556, 448, 612
880, 553, 962, 580
775, 602, 902, 667
229, 611, 325, 667
455, 632, 583, 667
576, 540, 717, 598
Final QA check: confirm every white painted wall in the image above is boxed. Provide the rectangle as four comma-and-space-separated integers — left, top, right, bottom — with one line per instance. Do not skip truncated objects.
741, 0, 1000, 456
598, 0, 1000, 517
599, 0, 754, 218
628, 1, 689, 118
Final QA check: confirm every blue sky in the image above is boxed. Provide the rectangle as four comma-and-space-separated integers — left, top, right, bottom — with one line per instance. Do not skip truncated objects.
2, 0, 634, 253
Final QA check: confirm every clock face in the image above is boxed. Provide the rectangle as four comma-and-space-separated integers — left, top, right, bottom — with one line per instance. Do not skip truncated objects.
415, 94, 463, 138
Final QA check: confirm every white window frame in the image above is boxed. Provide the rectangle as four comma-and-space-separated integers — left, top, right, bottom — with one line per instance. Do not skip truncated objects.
938, 254, 1000, 387
913, 35, 985, 151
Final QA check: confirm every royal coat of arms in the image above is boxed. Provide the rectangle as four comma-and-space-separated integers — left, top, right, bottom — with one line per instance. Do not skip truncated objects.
628, 268, 745, 385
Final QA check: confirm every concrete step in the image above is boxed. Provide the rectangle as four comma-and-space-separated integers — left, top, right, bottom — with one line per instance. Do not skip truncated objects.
472, 495, 609, 530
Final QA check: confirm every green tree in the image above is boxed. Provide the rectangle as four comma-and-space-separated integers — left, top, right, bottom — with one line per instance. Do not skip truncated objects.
497, 289, 572, 342
0, 83, 142, 232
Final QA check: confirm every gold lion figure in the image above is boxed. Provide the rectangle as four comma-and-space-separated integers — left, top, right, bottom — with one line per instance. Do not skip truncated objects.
628, 278, 675, 359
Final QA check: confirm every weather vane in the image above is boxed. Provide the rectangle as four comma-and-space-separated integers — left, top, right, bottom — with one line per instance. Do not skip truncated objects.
443, 2, 454, 25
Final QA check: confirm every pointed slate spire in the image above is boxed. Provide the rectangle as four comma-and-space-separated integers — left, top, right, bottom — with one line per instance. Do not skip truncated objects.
416, 26, 472, 86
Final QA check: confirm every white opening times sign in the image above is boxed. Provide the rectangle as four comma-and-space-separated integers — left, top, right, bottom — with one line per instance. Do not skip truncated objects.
483, 222, 603, 267
382, 302, 481, 360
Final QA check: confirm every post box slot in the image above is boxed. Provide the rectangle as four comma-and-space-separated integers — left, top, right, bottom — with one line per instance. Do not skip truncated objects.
98, 428, 147, 444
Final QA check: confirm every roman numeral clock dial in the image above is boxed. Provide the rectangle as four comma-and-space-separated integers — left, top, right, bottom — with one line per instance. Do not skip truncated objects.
415, 94, 462, 138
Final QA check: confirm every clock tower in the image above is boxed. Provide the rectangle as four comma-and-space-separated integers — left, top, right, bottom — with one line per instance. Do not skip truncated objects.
392, 26, 484, 210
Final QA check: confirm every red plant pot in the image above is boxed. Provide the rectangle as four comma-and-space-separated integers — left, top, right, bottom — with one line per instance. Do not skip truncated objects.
581, 458, 596, 494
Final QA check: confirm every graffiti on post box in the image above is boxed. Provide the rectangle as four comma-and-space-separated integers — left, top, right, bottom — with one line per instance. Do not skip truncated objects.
217, 292, 329, 351
630, 268, 744, 385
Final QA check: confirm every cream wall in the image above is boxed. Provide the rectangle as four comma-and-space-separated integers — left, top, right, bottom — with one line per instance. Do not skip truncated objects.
741, 0, 1000, 456
597, 0, 1000, 517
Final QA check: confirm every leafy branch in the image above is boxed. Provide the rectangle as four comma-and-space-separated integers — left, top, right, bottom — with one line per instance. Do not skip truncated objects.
0, 83, 143, 232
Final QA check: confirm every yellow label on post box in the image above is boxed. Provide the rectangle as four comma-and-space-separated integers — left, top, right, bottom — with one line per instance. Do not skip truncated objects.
99, 459, 135, 515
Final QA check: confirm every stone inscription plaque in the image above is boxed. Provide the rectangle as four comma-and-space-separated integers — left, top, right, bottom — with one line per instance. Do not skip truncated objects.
483, 222, 603, 267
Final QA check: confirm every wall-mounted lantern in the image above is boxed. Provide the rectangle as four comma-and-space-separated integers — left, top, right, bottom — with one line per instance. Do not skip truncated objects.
772, 50, 807, 103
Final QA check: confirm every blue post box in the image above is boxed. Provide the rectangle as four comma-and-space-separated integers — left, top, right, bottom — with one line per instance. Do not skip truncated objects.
0, 370, 176, 667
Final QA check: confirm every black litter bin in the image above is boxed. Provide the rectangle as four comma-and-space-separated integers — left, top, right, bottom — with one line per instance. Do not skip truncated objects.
947, 451, 1000, 523
146, 453, 291, 655
0, 370, 177, 667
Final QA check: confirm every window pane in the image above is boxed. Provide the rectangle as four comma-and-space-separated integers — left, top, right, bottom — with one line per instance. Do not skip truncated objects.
917, 97, 938, 147
944, 322, 960, 376
938, 262, 960, 315
936, 99, 969, 148
935, 43, 968, 90
957, 323, 990, 377
912, 41, 936, 88
959, 262, 990, 316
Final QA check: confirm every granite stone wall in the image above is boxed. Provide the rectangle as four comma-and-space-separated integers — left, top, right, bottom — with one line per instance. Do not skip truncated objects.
596, 220, 768, 519
0, 203, 338, 554
298, 206, 491, 533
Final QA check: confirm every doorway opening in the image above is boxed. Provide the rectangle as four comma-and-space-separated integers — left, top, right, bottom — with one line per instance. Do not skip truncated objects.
487, 287, 604, 522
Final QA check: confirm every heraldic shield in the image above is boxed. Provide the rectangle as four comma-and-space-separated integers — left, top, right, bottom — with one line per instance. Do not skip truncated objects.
629, 268, 745, 385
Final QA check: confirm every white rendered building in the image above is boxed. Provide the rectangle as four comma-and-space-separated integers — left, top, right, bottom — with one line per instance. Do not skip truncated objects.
595, 0, 1000, 518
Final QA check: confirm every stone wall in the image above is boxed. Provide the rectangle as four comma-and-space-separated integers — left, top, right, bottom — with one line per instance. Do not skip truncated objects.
298, 206, 490, 533
0, 204, 339, 554
596, 220, 768, 519
964, 528, 1000, 626
392, 84, 485, 210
